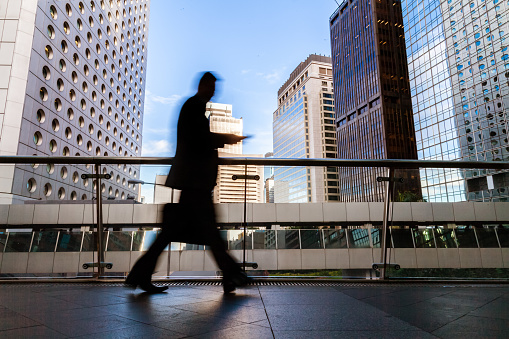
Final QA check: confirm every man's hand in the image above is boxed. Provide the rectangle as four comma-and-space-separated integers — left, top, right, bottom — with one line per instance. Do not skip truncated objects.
227, 134, 249, 144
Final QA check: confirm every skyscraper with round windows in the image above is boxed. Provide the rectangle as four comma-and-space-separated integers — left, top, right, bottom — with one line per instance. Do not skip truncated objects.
0, 0, 149, 203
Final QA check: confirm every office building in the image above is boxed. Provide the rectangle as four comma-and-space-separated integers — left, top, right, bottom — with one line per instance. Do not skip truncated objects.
207, 103, 263, 204
264, 151, 274, 203
273, 54, 339, 203
400, 0, 509, 202
330, 0, 421, 202
0, 0, 149, 203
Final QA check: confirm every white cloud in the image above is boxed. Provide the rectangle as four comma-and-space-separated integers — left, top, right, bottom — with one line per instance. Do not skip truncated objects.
151, 94, 182, 105
144, 90, 182, 115
141, 139, 173, 156
255, 68, 286, 84
241, 69, 251, 75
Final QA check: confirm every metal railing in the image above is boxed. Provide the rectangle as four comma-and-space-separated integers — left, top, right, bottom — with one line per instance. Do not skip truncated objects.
1, 155, 509, 279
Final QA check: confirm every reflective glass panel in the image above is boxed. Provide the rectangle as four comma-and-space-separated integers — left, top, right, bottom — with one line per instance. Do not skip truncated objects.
454, 227, 479, 248
497, 227, 509, 247
31, 231, 58, 252
5, 232, 33, 252
132, 231, 158, 251
391, 229, 414, 248
0, 233, 7, 252
475, 228, 499, 248
56, 231, 83, 252
107, 232, 132, 251
253, 230, 276, 249
324, 229, 348, 248
277, 230, 300, 249
228, 230, 252, 250
371, 228, 381, 248
300, 230, 323, 249
348, 229, 370, 248
434, 228, 458, 248
413, 229, 435, 248
82, 232, 107, 251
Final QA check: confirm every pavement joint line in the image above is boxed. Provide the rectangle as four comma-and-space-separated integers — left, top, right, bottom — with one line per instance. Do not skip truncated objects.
257, 285, 275, 339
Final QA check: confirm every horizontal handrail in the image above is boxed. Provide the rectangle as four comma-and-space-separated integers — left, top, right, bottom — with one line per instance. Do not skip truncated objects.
0, 156, 509, 169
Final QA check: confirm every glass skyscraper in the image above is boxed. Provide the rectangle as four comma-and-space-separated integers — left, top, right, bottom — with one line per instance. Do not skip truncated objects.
401, 0, 509, 201
330, 0, 421, 202
273, 55, 339, 203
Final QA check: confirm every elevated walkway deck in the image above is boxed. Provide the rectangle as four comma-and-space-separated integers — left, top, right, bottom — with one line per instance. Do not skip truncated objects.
0, 281, 507, 338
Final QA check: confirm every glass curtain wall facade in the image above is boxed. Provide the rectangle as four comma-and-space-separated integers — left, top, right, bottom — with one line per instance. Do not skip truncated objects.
401, 0, 509, 201
330, 0, 421, 202
273, 55, 339, 203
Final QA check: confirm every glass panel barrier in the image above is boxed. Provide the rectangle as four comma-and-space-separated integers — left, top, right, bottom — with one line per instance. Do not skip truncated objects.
371, 228, 381, 248
56, 231, 83, 252
300, 230, 323, 249
227, 230, 252, 250
323, 229, 348, 248
0, 233, 7, 252
391, 229, 414, 248
132, 230, 159, 251
31, 231, 58, 252
106, 231, 132, 251
277, 230, 300, 249
4, 232, 33, 252
475, 228, 500, 248
82, 231, 107, 251
413, 229, 435, 248
454, 227, 479, 248
496, 227, 509, 247
348, 229, 370, 248
434, 228, 458, 248
253, 230, 276, 249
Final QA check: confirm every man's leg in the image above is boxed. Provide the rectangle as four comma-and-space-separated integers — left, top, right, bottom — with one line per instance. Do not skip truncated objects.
183, 190, 249, 292
126, 204, 174, 292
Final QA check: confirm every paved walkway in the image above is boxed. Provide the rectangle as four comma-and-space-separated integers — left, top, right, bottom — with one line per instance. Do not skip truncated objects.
0, 281, 508, 338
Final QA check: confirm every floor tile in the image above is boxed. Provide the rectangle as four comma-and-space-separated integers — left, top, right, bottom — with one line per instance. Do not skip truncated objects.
191, 323, 274, 339
0, 325, 67, 339
44, 314, 139, 337
468, 298, 509, 320
70, 323, 187, 339
275, 330, 438, 338
0, 314, 41, 331
432, 315, 509, 339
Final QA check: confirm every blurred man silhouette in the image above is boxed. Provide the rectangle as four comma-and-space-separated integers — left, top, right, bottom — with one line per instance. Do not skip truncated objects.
126, 72, 250, 293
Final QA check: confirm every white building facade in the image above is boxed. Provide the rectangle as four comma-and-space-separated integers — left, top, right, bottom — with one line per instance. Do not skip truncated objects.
273, 54, 339, 203
0, 0, 149, 203
207, 103, 263, 204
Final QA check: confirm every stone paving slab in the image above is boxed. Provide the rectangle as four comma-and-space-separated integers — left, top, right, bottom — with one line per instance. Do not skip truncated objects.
0, 282, 508, 338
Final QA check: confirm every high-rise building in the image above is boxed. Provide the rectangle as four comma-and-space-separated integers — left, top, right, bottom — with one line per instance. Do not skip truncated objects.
330, 0, 421, 202
207, 103, 263, 204
263, 151, 274, 203
273, 54, 339, 203
0, 0, 149, 203
400, 0, 509, 202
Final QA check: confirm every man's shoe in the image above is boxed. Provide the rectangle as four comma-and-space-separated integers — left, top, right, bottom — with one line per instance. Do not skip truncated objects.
138, 282, 168, 294
223, 272, 252, 293
125, 272, 168, 293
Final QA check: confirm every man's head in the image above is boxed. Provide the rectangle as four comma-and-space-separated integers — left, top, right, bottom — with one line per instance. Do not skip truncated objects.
197, 72, 217, 102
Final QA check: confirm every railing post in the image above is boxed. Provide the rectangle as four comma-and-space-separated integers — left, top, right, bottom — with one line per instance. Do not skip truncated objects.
95, 163, 105, 277
380, 167, 394, 280
242, 164, 247, 272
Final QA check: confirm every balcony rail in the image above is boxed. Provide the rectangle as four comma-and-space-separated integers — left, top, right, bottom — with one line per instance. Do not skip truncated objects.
1, 155, 509, 279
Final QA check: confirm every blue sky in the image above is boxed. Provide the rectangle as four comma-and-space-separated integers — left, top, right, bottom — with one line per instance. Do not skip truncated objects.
139, 0, 339, 201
